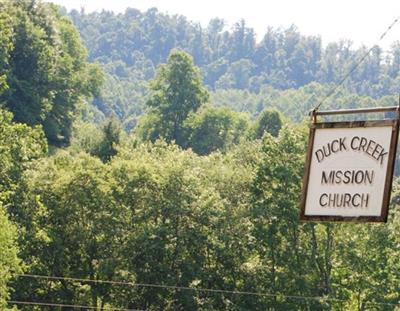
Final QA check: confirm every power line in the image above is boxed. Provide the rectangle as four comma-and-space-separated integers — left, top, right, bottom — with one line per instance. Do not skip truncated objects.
314, 16, 400, 112
14, 273, 333, 300
4, 273, 364, 305
13, 274, 400, 307
7, 300, 145, 311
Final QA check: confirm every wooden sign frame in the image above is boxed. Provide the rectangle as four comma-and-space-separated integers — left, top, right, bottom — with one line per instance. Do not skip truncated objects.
300, 106, 400, 223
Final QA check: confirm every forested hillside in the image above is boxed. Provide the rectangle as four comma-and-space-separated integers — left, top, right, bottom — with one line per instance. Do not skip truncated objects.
2, 1, 400, 310
67, 8, 400, 126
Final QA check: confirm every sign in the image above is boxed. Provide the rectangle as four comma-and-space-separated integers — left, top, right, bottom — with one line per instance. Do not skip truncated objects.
300, 120, 399, 222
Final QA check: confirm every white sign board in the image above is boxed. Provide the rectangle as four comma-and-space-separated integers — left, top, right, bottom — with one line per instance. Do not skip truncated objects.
300, 120, 398, 222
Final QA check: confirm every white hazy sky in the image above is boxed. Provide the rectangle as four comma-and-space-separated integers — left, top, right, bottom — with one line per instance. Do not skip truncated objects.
50, 0, 400, 50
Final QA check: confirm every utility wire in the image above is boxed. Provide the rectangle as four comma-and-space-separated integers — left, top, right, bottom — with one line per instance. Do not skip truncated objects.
314, 16, 400, 112
8, 15, 400, 311
14, 273, 338, 301
7, 300, 145, 311
14, 273, 400, 306
7, 14, 400, 311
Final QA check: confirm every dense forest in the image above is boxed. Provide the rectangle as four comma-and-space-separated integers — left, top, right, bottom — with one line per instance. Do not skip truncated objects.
2, 0, 400, 310
66, 7, 400, 127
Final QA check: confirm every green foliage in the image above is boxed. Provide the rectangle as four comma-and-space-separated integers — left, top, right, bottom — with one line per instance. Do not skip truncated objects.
0, 203, 21, 310
94, 70, 148, 123
9, 140, 259, 309
138, 51, 251, 156
4, 4, 400, 310
5, 114, 400, 309
15, 151, 122, 306
144, 50, 209, 146
70, 120, 104, 154
253, 108, 283, 138
67, 8, 400, 124
0, 1, 12, 96
184, 105, 250, 155
70, 118, 121, 162
135, 112, 164, 143
0, 109, 47, 203
109, 141, 260, 310
250, 125, 310, 308
95, 117, 121, 162
0, 0, 103, 145
215, 59, 254, 90
53, 7, 400, 137
0, 109, 45, 309
212, 83, 398, 123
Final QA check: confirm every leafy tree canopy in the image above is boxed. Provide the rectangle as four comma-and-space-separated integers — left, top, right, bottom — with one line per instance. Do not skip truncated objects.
141, 50, 209, 146
184, 105, 249, 155
0, 203, 21, 310
253, 108, 283, 138
0, 0, 104, 146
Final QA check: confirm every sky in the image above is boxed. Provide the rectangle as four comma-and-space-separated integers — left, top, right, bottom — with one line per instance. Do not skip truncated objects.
50, 0, 400, 50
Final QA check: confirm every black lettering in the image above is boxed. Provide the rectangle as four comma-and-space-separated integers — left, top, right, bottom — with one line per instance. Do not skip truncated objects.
377, 148, 388, 165
331, 139, 339, 153
361, 194, 369, 208
351, 136, 360, 150
315, 149, 324, 162
352, 193, 361, 207
335, 170, 343, 184
340, 137, 347, 150
355, 171, 364, 184
359, 137, 368, 151
344, 193, 352, 207
328, 193, 336, 207
366, 140, 376, 156
323, 145, 331, 158
337, 194, 344, 207
372, 143, 382, 159
321, 171, 329, 184
365, 170, 374, 184
343, 171, 351, 184
319, 193, 370, 208
320, 194, 328, 207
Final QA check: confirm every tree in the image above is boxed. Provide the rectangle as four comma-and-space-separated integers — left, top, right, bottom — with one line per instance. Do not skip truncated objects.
253, 108, 283, 139
135, 112, 164, 143
0, 2, 12, 96
0, 0, 103, 146
184, 105, 249, 155
0, 109, 45, 309
69, 121, 104, 155
95, 117, 122, 162
249, 125, 334, 309
0, 203, 21, 310
228, 19, 256, 61
0, 109, 47, 206
14, 152, 123, 308
215, 59, 254, 90
144, 50, 209, 146
107, 140, 258, 310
